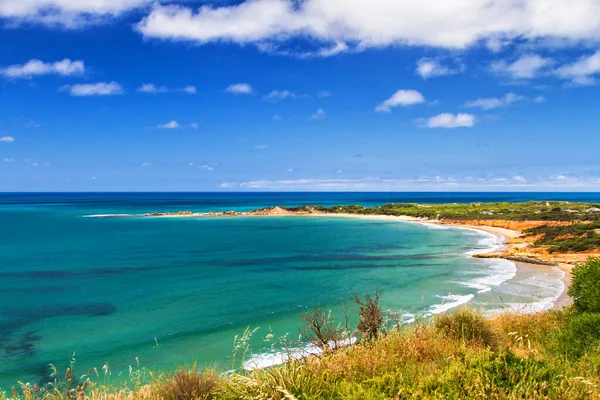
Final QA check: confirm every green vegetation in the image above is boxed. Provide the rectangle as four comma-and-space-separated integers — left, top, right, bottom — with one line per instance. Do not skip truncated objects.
569, 258, 600, 313
525, 223, 600, 252
4, 258, 600, 400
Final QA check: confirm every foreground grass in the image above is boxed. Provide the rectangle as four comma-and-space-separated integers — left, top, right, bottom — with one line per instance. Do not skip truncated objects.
4, 308, 600, 400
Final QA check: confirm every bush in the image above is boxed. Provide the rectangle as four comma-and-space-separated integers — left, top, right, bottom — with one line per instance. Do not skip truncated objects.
300, 308, 344, 352
352, 291, 383, 341
551, 312, 600, 359
153, 368, 219, 400
434, 307, 499, 349
568, 258, 600, 313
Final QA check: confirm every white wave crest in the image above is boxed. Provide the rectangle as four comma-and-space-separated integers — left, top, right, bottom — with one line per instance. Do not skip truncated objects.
427, 294, 475, 316
243, 337, 357, 371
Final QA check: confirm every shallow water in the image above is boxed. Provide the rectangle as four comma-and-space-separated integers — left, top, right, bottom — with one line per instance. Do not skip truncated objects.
0, 193, 574, 388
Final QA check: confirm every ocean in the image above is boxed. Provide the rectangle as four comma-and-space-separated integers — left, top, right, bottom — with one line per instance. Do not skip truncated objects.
1, 192, 597, 388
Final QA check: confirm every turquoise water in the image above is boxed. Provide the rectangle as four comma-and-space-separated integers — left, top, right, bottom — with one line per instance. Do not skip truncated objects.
0, 193, 572, 388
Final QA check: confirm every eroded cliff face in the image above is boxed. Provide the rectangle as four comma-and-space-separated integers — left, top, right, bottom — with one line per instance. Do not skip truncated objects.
439, 219, 569, 231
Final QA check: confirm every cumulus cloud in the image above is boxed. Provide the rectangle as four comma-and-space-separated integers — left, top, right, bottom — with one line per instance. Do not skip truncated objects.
310, 108, 326, 119
555, 50, 600, 85
60, 81, 123, 96
464, 93, 524, 110
0, 0, 149, 28
425, 113, 476, 128
225, 83, 253, 94
136, 1, 600, 54
1, 59, 84, 78
156, 120, 180, 129
375, 89, 425, 112
416, 58, 460, 79
0, 136, 15, 143
490, 54, 554, 79
263, 90, 296, 100
138, 83, 168, 93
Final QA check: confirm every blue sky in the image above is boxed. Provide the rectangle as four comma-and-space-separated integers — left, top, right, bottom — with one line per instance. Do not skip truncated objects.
1, 0, 600, 192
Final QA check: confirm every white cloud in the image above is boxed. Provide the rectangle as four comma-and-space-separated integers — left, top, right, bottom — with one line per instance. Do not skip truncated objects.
317, 90, 332, 98
141, 162, 152, 167
0, 0, 149, 28
1, 59, 84, 79
219, 182, 236, 188
533, 95, 546, 103
272, 114, 282, 120
190, 122, 199, 129
254, 144, 268, 150
425, 113, 476, 128
310, 108, 326, 119
156, 120, 180, 129
26, 121, 41, 128
555, 50, 600, 85
136, 1, 600, 54
263, 90, 296, 100
181, 85, 197, 94
513, 175, 526, 182
138, 83, 168, 93
465, 93, 524, 110
199, 164, 214, 171
375, 89, 425, 112
60, 81, 123, 96
490, 54, 554, 79
0, 136, 15, 143
225, 83, 253, 95
3, 158, 13, 162
416, 58, 459, 79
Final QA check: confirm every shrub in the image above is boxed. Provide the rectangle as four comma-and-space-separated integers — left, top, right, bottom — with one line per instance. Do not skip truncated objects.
551, 312, 600, 359
300, 308, 343, 352
434, 307, 499, 349
153, 368, 219, 400
352, 291, 383, 341
568, 258, 600, 313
